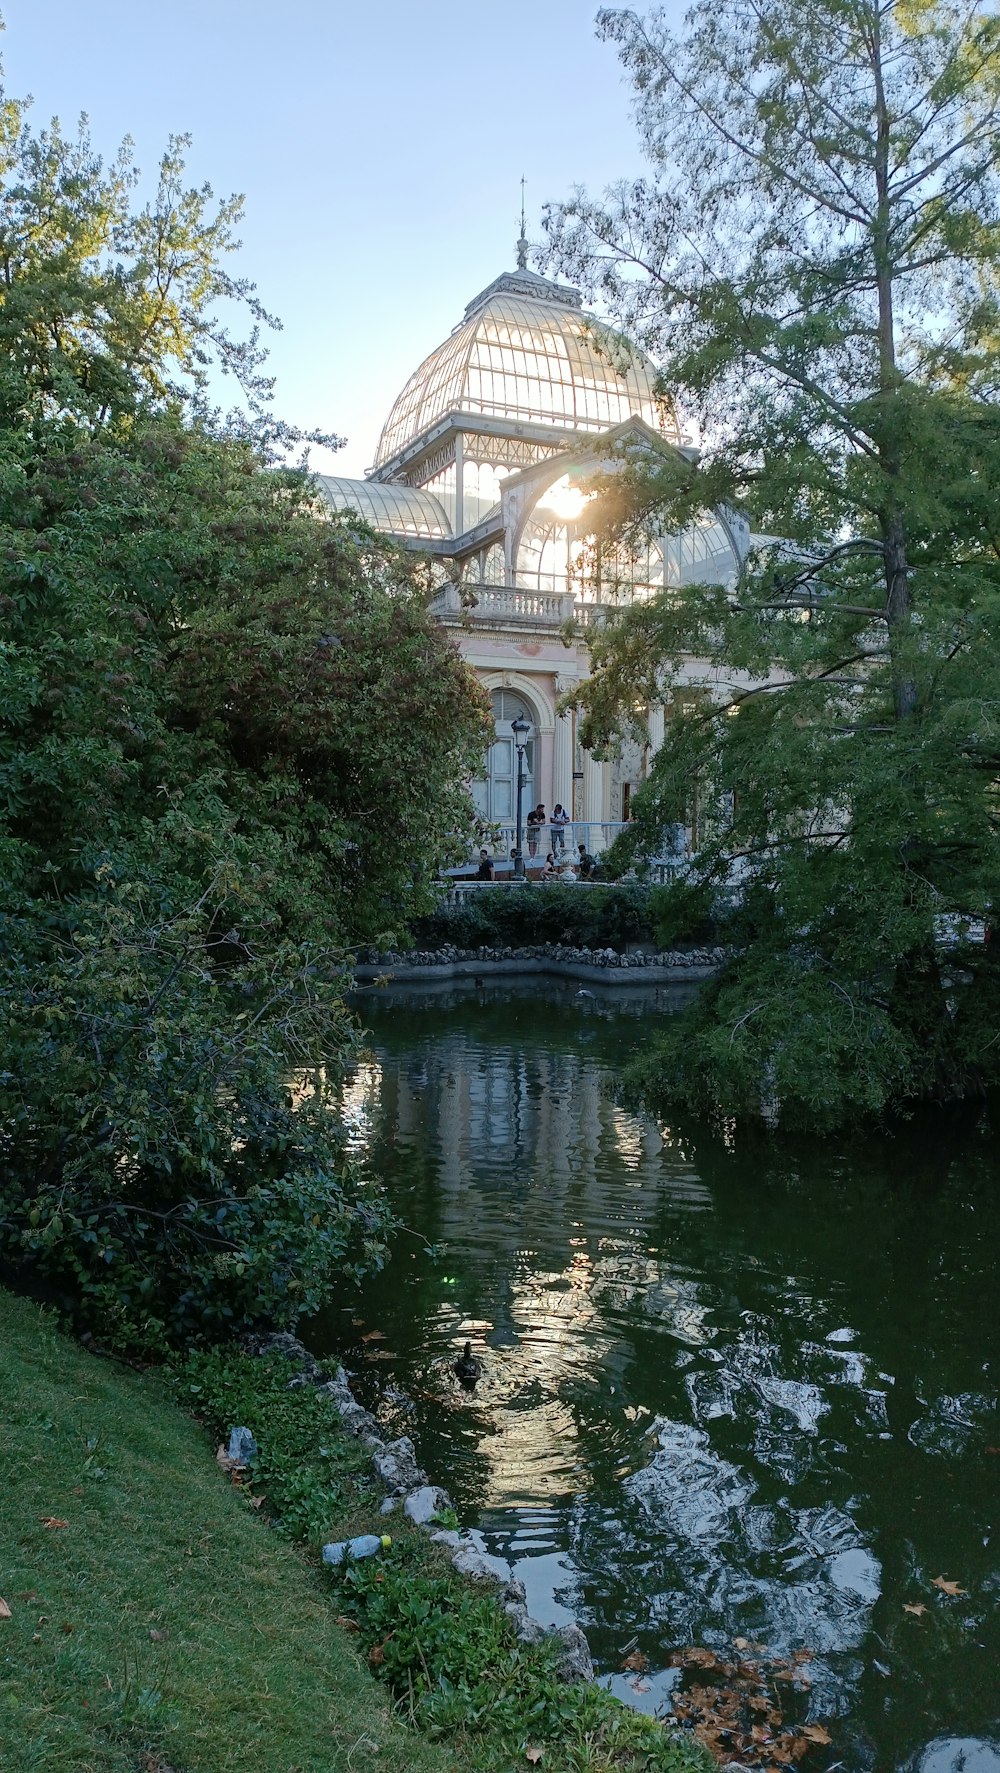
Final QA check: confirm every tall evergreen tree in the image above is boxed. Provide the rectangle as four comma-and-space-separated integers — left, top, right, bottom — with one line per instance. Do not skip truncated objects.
544, 0, 1000, 1129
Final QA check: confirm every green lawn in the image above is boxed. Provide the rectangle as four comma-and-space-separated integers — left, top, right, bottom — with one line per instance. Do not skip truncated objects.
0, 1290, 454, 1773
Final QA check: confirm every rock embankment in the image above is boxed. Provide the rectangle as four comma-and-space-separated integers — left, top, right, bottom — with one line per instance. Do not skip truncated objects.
353, 941, 727, 984
243, 1331, 594, 1685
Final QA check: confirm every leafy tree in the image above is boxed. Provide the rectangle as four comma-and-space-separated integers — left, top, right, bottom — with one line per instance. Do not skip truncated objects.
3, 421, 489, 945
0, 76, 328, 450
0, 67, 489, 1341
544, 0, 1000, 1130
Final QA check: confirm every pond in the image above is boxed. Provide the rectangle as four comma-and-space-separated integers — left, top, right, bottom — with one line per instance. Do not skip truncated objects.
305, 979, 1000, 1773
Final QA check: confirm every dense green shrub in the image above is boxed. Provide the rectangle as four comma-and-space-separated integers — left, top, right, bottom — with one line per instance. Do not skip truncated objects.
647, 879, 717, 949
0, 93, 487, 1345
411, 881, 716, 953
0, 855, 389, 1351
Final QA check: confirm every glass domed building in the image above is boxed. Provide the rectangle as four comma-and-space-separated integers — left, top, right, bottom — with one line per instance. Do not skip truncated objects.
316, 248, 748, 848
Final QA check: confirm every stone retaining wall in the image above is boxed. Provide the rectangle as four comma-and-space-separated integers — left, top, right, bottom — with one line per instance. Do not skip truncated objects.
353, 941, 727, 987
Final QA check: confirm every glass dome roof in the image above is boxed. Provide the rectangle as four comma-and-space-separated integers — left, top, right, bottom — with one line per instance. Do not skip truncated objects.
374, 272, 675, 469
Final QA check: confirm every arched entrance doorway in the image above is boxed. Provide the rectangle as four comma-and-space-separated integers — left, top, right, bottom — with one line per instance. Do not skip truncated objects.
472, 689, 535, 824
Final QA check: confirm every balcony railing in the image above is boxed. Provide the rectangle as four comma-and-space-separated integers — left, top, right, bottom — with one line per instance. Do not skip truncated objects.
450, 820, 691, 878
430, 582, 610, 630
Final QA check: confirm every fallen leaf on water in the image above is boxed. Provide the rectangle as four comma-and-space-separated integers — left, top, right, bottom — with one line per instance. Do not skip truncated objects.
800, 1724, 832, 1745
361, 1330, 386, 1342
697, 1728, 726, 1753
39, 1518, 68, 1530
526, 1749, 544, 1765
679, 1646, 724, 1669
781, 1734, 811, 1763
630, 1680, 651, 1694
904, 1603, 928, 1616
931, 1576, 967, 1596
621, 1649, 649, 1673
734, 1645, 765, 1673
0, 1599, 11, 1620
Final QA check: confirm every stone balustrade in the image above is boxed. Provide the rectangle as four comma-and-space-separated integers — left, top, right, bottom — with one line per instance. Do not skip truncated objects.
430, 581, 613, 630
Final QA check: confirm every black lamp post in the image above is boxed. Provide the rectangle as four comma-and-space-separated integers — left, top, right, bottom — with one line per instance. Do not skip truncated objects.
511, 716, 531, 879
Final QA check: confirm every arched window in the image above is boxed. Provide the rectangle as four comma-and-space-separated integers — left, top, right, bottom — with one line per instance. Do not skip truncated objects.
516, 510, 574, 597
471, 689, 535, 825
515, 475, 742, 602
482, 543, 506, 585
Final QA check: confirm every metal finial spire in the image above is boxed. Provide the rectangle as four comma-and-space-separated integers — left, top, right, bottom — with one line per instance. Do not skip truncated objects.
517, 176, 528, 270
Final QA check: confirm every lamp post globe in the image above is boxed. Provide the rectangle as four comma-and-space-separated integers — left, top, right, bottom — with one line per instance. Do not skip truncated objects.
511, 716, 531, 879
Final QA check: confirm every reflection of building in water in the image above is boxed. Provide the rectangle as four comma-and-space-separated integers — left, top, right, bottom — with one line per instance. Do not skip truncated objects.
343, 1028, 726, 1510
370, 1035, 716, 1375
338, 1060, 382, 1157
347, 1033, 719, 1505
376, 1037, 713, 1233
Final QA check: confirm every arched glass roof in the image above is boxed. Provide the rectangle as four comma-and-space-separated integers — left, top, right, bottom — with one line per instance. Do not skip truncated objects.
374, 277, 676, 468
661, 514, 742, 587
314, 475, 451, 540
515, 474, 742, 601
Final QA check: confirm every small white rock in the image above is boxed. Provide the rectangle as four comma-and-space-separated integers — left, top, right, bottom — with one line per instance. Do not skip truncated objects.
403, 1484, 453, 1527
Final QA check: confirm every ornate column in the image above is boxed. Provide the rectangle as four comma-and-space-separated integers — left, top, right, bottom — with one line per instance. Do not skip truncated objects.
553, 675, 576, 858
453, 431, 465, 535
583, 749, 609, 851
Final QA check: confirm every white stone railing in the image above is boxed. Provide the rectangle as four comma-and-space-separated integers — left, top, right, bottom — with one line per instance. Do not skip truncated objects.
451, 820, 692, 875
572, 602, 609, 630
431, 582, 620, 630
478, 587, 571, 622
431, 583, 575, 626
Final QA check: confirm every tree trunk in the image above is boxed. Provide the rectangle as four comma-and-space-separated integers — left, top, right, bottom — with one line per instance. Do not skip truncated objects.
883, 510, 918, 721
869, 4, 919, 726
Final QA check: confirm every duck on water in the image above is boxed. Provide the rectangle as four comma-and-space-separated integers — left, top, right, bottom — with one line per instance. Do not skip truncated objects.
454, 1341, 481, 1388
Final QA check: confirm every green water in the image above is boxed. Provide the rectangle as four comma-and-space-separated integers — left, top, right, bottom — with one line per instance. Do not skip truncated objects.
306, 979, 1000, 1773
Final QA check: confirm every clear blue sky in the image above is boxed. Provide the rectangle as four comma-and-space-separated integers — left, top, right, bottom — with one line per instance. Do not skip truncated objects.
4, 1, 681, 476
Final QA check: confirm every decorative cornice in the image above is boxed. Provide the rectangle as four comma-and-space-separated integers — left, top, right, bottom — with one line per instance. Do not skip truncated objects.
463, 268, 583, 320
